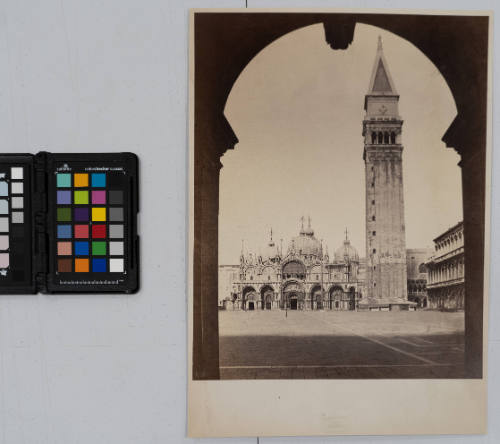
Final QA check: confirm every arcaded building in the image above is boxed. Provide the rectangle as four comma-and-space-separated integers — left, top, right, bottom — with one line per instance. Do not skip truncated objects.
222, 219, 364, 311
425, 222, 465, 311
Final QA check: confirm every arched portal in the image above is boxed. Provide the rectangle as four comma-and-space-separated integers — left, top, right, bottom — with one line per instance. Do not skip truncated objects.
260, 285, 274, 310
329, 286, 344, 311
193, 13, 488, 379
283, 281, 305, 310
242, 286, 258, 311
310, 285, 323, 310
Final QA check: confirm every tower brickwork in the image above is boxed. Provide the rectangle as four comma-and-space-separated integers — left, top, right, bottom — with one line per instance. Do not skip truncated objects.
363, 37, 408, 304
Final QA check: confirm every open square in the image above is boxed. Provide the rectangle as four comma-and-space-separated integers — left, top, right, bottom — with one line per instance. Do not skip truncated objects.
219, 310, 465, 379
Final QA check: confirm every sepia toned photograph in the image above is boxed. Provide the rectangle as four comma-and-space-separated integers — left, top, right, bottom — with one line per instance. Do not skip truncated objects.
189, 8, 490, 437
218, 24, 465, 380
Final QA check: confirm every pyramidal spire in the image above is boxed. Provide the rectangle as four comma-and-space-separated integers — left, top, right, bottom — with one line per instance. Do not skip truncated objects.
367, 36, 397, 96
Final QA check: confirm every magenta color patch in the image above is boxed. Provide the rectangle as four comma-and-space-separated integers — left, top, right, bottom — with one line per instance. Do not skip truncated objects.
92, 190, 106, 205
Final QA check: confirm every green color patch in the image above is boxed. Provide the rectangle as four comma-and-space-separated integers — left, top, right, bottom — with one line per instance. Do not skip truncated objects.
92, 241, 107, 256
74, 190, 89, 205
57, 207, 71, 222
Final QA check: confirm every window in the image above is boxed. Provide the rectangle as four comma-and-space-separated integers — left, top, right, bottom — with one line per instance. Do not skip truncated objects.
374, 282, 377, 287
373, 266, 376, 270
372, 200, 375, 205
384, 132, 389, 144
268, 275, 271, 281
373, 249, 376, 254
371, 132, 377, 144
391, 132, 396, 144
316, 275, 319, 280
372, 231, 376, 236
372, 216, 376, 221
378, 132, 383, 143
371, 182, 375, 187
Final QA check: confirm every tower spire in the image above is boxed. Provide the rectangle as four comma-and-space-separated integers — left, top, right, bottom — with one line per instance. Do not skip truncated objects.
366, 36, 397, 97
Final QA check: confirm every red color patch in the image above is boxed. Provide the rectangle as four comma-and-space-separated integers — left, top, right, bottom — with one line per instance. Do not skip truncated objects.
92, 225, 107, 239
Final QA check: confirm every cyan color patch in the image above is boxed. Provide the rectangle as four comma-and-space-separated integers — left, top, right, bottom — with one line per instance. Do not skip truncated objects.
91, 173, 106, 187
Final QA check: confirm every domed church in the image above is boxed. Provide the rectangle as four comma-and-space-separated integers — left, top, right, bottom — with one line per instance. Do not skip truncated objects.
229, 218, 365, 311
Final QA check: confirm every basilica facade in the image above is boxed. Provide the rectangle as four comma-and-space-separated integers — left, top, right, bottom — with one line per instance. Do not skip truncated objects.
221, 219, 365, 311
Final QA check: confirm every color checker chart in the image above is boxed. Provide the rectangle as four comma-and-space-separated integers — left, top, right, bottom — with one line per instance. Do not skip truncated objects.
0, 152, 138, 294
55, 169, 128, 275
47, 153, 138, 293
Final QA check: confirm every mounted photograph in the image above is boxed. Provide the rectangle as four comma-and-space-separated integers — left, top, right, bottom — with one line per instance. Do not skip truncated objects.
189, 9, 490, 438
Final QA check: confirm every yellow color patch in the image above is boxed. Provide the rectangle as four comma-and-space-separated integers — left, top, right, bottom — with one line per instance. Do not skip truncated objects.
92, 207, 106, 222
74, 173, 89, 187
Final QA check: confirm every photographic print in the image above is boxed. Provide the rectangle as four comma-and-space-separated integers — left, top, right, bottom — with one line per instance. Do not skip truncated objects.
189, 9, 490, 437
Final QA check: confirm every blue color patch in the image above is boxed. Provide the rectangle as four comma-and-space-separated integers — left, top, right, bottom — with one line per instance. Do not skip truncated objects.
74, 241, 89, 256
91, 173, 106, 187
92, 258, 107, 272
57, 173, 71, 188
57, 225, 72, 239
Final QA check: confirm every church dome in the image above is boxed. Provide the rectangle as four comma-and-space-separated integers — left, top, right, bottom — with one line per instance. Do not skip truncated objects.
288, 217, 321, 258
334, 233, 359, 263
290, 234, 321, 257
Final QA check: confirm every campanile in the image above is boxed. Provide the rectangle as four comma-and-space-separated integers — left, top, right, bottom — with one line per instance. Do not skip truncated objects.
362, 37, 408, 306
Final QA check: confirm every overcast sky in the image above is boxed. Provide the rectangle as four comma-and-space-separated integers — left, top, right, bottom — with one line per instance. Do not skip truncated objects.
219, 23, 461, 264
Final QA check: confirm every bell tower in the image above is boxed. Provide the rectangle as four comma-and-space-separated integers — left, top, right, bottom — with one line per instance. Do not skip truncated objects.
362, 37, 408, 306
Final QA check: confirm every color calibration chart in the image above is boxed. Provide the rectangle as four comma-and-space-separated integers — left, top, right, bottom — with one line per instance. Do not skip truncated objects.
0, 166, 25, 277
55, 169, 126, 274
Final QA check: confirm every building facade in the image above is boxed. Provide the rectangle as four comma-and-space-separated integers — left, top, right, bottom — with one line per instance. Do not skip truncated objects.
425, 222, 465, 311
222, 219, 365, 311
218, 225, 436, 312
362, 37, 410, 309
406, 248, 432, 308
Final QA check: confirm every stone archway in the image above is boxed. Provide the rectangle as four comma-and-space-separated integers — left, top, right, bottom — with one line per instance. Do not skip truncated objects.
260, 285, 274, 310
282, 281, 305, 310
310, 285, 323, 310
329, 286, 344, 311
242, 286, 258, 311
193, 13, 488, 379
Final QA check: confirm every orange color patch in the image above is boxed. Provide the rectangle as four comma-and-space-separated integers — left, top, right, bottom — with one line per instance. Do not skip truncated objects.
74, 258, 89, 272
74, 173, 89, 187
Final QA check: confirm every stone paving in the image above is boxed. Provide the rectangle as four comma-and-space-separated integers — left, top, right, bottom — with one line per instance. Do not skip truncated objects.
219, 310, 465, 379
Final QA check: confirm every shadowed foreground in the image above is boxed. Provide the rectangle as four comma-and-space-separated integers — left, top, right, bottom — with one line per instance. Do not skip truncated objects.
219, 311, 465, 379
